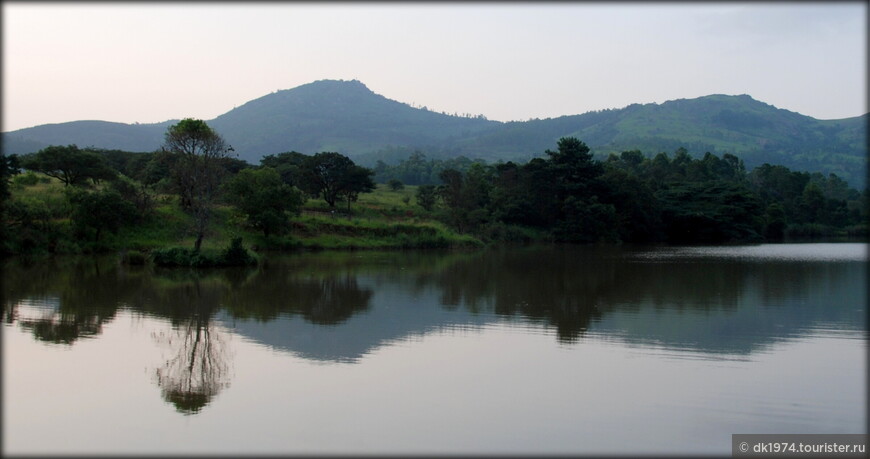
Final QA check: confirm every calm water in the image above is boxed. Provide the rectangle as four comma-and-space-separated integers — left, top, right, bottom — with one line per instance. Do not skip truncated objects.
2, 243, 866, 455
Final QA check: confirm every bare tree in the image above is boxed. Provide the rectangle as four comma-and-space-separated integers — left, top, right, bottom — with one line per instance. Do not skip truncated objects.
163, 119, 233, 252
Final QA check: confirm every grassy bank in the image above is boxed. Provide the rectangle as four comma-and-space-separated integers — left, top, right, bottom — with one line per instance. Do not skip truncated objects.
3, 180, 484, 257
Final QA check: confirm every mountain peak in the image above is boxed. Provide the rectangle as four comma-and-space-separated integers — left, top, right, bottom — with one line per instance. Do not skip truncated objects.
291, 78, 373, 95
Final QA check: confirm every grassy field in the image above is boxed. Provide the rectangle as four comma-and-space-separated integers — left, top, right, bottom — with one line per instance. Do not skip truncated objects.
250, 184, 482, 251
3, 180, 483, 257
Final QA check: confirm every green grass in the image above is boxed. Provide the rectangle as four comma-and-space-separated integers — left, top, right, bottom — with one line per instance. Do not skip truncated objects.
4, 178, 484, 257
303, 184, 422, 219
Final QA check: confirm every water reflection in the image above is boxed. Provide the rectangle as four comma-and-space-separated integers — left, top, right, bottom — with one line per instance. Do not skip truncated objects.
2, 244, 866, 415
222, 269, 373, 325
147, 273, 234, 415
3, 257, 133, 344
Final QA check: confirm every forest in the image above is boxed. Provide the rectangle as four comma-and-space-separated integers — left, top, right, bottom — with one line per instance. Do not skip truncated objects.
0, 118, 866, 262
374, 138, 867, 244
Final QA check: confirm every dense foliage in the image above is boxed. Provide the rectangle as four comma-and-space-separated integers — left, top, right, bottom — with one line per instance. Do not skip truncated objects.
20, 145, 116, 186
223, 167, 303, 237
409, 139, 866, 244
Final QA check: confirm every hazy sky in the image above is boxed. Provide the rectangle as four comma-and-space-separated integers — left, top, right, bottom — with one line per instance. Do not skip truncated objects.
2, 2, 866, 132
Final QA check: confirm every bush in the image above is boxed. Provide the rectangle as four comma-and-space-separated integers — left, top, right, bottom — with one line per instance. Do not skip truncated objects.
221, 237, 257, 266
151, 246, 197, 267
13, 171, 40, 186
151, 238, 257, 267
388, 179, 404, 191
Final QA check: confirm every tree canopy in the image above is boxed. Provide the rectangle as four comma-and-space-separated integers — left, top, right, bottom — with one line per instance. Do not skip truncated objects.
297, 152, 375, 209
223, 167, 303, 237
21, 145, 116, 186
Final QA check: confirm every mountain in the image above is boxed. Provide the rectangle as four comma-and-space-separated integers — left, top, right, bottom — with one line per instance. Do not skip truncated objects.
3, 79, 867, 187
208, 79, 498, 160
3, 120, 176, 154
444, 94, 867, 185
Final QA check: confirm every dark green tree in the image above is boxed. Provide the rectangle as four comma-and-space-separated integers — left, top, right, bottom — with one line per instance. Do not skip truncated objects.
67, 188, 138, 242
764, 203, 787, 240
110, 175, 156, 218
416, 185, 437, 211
298, 152, 374, 209
260, 151, 308, 186
436, 165, 493, 234
21, 145, 116, 186
223, 167, 303, 237
799, 181, 826, 224
337, 165, 376, 212
0, 154, 21, 252
387, 179, 404, 191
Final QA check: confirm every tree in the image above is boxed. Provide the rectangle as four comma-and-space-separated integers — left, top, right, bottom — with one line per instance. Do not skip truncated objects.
163, 118, 233, 252
435, 165, 493, 234
0, 154, 21, 251
337, 165, 376, 212
764, 203, 787, 240
223, 167, 303, 237
545, 137, 604, 198
110, 175, 156, 219
67, 188, 138, 242
21, 145, 116, 186
260, 151, 308, 186
298, 152, 374, 209
799, 181, 826, 224
416, 185, 437, 211
1, 154, 20, 199
388, 179, 404, 191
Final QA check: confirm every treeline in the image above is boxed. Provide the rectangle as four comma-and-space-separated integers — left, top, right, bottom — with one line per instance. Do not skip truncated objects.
371, 151, 484, 185
409, 139, 868, 244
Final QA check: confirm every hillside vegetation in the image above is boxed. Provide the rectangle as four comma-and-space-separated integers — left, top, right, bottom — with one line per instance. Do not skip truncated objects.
1, 176, 482, 258
3, 79, 865, 187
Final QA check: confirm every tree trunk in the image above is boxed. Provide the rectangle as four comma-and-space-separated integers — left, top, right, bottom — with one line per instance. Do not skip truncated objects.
194, 232, 204, 253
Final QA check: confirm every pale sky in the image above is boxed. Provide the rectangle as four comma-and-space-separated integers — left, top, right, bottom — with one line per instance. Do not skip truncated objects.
2, 2, 866, 132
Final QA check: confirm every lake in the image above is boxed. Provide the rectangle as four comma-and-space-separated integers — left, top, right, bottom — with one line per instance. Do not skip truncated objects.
2, 243, 866, 455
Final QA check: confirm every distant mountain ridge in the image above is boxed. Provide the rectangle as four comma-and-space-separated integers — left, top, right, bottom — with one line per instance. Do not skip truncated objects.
3, 79, 867, 186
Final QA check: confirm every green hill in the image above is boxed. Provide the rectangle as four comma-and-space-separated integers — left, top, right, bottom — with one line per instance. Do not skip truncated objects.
448, 94, 867, 186
2, 80, 866, 187
2, 120, 176, 154
208, 79, 499, 162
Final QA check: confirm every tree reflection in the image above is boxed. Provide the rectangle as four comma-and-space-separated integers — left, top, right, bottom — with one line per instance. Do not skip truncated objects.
2, 256, 142, 344
422, 245, 865, 349
18, 311, 105, 344
428, 246, 614, 343
222, 267, 373, 325
150, 274, 233, 415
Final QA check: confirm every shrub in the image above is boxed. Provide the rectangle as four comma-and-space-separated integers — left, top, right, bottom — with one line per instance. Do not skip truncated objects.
151, 238, 257, 267
220, 237, 257, 266
151, 246, 197, 267
13, 171, 40, 186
